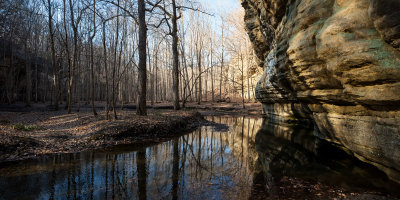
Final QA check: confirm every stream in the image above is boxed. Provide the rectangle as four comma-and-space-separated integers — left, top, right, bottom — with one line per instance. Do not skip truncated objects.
0, 116, 399, 199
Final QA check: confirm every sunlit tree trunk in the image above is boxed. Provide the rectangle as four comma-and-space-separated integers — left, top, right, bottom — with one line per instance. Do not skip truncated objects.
220, 23, 224, 101
240, 53, 245, 109
211, 39, 214, 103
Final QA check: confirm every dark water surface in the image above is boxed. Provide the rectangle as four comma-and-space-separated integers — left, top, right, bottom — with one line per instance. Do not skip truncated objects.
0, 116, 399, 200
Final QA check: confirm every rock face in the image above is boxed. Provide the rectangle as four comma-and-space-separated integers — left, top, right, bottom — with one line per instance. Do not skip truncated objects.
242, 0, 400, 182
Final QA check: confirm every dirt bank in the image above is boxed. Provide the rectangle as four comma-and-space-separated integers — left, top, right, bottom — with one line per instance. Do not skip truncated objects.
0, 110, 205, 163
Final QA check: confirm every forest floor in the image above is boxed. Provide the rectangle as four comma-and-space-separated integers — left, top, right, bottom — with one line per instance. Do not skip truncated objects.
0, 109, 206, 163
0, 101, 263, 115
0, 101, 262, 163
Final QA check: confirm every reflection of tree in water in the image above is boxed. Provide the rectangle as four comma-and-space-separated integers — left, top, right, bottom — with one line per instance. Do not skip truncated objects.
171, 138, 179, 200
1, 116, 398, 199
221, 116, 263, 173
0, 116, 264, 200
172, 116, 264, 199
137, 149, 147, 200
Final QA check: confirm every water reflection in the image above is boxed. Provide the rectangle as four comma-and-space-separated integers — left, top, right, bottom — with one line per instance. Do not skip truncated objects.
253, 120, 400, 197
0, 116, 399, 200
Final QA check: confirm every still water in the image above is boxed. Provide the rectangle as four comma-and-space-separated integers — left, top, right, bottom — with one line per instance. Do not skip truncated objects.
0, 116, 399, 199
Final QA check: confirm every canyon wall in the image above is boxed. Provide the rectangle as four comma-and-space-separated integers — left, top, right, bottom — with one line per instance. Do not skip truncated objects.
241, 0, 400, 182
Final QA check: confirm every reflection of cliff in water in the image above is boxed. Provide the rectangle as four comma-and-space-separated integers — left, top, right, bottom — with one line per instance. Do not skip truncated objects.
253, 118, 400, 196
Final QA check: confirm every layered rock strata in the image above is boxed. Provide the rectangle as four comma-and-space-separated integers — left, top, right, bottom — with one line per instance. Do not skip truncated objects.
242, 0, 400, 182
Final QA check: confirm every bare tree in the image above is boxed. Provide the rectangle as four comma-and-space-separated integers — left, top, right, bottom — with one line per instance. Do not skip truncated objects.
137, 0, 147, 115
45, 0, 59, 110
89, 0, 97, 116
195, 29, 202, 105
111, 0, 120, 119
219, 18, 225, 101
170, 0, 181, 110
147, 0, 207, 109
210, 34, 214, 103
102, 20, 110, 119
0, 0, 261, 117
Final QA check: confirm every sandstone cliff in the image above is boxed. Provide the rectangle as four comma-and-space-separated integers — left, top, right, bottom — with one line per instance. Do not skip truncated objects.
241, 0, 400, 182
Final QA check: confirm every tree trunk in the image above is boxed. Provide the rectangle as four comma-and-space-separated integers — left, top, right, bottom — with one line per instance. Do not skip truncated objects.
172, 0, 180, 110
241, 54, 245, 109
137, 0, 147, 115
103, 22, 110, 120
77, 44, 81, 112
197, 49, 201, 105
220, 27, 224, 101
193, 62, 196, 101
247, 58, 250, 102
211, 40, 214, 103
35, 61, 38, 103
90, 42, 97, 115
111, 0, 120, 119
78, 26, 82, 111
25, 53, 31, 107
90, 0, 97, 116
62, 0, 71, 111
151, 48, 157, 106
68, 0, 78, 114
205, 54, 208, 102
155, 54, 158, 103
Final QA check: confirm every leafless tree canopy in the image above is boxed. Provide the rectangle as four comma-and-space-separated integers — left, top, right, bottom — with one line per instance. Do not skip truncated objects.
0, 0, 260, 115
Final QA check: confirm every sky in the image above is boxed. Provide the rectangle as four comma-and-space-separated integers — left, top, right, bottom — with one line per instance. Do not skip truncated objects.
200, 0, 242, 17
192, 0, 243, 38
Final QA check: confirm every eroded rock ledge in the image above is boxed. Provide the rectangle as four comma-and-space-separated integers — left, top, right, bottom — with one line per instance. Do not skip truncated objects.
241, 0, 400, 182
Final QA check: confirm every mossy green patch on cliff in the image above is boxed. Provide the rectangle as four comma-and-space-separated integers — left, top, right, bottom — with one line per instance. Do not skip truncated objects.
342, 32, 355, 40
369, 38, 400, 69
367, 29, 379, 36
